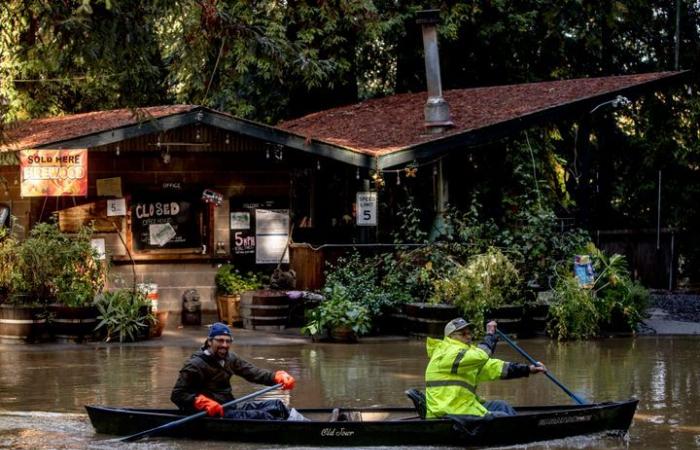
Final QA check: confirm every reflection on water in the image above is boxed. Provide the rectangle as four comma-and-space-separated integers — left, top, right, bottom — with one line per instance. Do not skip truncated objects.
0, 336, 698, 449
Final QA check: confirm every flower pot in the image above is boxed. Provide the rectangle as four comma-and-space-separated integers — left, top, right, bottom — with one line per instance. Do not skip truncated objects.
48, 304, 99, 343
216, 293, 241, 326
149, 310, 169, 338
0, 304, 48, 344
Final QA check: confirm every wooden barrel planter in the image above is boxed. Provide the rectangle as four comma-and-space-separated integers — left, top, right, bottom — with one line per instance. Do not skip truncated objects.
403, 303, 458, 338
216, 293, 241, 326
486, 305, 524, 336
240, 290, 289, 331
0, 304, 48, 344
521, 303, 550, 337
48, 304, 99, 343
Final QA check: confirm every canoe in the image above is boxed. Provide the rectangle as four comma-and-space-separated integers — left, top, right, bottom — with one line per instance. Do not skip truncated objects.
85, 399, 638, 447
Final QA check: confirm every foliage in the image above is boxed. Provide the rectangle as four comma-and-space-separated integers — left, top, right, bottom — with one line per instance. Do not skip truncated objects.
6, 222, 105, 307
547, 244, 650, 340
0, 228, 20, 301
94, 289, 154, 343
547, 275, 600, 341
430, 248, 521, 332
323, 252, 393, 320
214, 264, 261, 295
301, 284, 371, 338
53, 226, 107, 307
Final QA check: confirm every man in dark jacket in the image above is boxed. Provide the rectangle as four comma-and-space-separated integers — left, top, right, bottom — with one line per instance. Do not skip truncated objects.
171, 322, 299, 420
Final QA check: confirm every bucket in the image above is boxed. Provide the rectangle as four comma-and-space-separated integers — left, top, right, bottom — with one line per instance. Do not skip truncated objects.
0, 304, 47, 343
137, 283, 159, 311
240, 290, 289, 331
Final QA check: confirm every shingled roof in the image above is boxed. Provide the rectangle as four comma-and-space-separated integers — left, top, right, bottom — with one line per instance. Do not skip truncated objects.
1, 105, 197, 152
0, 71, 687, 169
279, 71, 687, 168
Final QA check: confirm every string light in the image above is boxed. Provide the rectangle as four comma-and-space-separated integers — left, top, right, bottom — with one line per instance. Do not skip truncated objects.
317, 160, 321, 170
266, 148, 270, 159
115, 144, 120, 156
356, 168, 360, 180
225, 133, 230, 145
396, 173, 401, 185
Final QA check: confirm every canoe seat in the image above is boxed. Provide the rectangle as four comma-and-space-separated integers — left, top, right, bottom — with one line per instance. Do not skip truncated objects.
405, 388, 426, 419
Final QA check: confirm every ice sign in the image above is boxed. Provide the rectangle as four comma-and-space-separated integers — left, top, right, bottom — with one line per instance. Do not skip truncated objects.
356, 192, 377, 226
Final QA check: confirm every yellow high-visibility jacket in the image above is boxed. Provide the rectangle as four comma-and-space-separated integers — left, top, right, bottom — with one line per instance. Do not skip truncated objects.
425, 335, 506, 418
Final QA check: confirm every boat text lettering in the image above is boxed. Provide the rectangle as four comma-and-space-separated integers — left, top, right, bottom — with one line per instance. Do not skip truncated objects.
321, 427, 355, 437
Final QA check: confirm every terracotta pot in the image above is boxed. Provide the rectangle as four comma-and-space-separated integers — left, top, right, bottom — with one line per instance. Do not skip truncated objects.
149, 310, 169, 338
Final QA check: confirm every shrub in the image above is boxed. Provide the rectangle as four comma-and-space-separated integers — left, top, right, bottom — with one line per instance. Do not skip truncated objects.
95, 289, 154, 342
215, 264, 261, 295
430, 247, 520, 334
301, 284, 371, 338
547, 245, 650, 340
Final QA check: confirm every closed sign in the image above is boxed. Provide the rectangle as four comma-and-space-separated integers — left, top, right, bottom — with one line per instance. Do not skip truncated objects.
356, 192, 377, 226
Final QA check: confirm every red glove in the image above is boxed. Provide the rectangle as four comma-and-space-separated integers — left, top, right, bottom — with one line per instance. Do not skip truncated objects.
274, 370, 296, 390
194, 394, 224, 417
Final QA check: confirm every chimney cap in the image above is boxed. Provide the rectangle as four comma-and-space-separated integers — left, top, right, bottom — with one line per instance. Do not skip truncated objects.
416, 9, 440, 25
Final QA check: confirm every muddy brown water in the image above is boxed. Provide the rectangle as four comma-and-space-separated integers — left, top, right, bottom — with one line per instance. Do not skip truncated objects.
0, 336, 698, 449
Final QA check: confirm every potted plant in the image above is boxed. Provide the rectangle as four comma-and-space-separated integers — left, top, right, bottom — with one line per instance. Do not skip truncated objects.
430, 247, 521, 337
94, 288, 155, 342
51, 224, 107, 342
0, 227, 48, 342
214, 264, 261, 326
301, 285, 371, 342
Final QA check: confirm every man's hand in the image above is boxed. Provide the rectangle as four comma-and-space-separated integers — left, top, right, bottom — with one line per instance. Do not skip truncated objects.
194, 394, 224, 417
486, 320, 497, 335
529, 362, 547, 374
274, 370, 296, 390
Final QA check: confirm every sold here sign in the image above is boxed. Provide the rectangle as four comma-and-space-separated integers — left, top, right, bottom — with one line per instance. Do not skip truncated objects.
20, 149, 88, 197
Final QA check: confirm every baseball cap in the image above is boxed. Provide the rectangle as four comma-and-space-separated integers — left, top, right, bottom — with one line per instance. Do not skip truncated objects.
444, 317, 471, 337
208, 322, 232, 339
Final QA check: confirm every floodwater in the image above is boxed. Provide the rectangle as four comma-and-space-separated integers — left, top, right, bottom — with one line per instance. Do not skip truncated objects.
0, 336, 699, 449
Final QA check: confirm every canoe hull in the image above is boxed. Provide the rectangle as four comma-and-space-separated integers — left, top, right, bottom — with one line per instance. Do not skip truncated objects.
85, 400, 638, 447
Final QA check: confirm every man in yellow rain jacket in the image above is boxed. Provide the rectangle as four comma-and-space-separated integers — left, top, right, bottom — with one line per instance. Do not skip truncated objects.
425, 318, 547, 418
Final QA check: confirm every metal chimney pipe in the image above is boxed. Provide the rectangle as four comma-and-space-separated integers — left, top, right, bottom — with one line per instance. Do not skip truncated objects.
417, 9, 453, 134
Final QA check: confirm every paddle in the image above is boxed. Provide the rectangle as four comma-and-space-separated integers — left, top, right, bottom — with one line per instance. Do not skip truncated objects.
495, 330, 587, 405
119, 383, 283, 442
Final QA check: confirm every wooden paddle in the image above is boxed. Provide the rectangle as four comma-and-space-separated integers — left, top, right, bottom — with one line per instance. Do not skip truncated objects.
496, 330, 587, 405
119, 383, 284, 442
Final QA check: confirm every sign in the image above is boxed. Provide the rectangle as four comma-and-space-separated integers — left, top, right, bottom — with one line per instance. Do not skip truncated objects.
20, 149, 87, 196
91, 238, 106, 260
131, 196, 201, 250
255, 209, 290, 264
356, 191, 377, 226
96, 177, 122, 197
574, 255, 595, 289
202, 189, 223, 206
107, 198, 127, 216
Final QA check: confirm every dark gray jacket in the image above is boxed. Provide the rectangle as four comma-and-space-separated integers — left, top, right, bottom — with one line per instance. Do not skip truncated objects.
171, 348, 275, 412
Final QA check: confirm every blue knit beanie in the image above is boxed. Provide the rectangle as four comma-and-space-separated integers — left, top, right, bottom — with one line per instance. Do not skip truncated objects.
208, 322, 232, 339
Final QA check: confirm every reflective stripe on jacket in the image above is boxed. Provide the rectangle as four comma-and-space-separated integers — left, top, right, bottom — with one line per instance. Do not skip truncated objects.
425, 336, 506, 418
